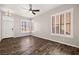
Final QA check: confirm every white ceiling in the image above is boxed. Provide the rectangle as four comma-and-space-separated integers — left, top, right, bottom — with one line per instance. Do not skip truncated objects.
0, 4, 62, 18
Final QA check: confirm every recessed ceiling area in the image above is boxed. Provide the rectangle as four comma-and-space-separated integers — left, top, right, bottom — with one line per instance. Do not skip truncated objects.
0, 4, 62, 18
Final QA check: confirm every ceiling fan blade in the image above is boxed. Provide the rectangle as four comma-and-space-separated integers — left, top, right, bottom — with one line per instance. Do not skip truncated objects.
32, 10, 40, 12
32, 11, 36, 15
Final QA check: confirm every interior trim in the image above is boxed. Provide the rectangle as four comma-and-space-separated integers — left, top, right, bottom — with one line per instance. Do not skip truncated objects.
32, 35, 79, 48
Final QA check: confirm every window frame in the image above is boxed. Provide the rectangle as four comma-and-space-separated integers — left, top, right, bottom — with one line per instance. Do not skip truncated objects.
21, 19, 30, 33
51, 8, 73, 38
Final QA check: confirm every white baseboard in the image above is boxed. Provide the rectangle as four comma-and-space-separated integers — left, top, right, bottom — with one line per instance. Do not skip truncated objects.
49, 38, 79, 48
32, 35, 79, 48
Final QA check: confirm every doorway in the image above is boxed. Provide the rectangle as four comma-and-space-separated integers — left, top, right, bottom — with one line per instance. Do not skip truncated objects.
2, 16, 14, 39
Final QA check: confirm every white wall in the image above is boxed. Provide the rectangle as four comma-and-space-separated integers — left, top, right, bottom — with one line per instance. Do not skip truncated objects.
0, 11, 1, 41
32, 4, 79, 48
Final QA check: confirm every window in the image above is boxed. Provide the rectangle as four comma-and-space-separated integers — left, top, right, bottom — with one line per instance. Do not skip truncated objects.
60, 14, 64, 34
56, 15, 59, 34
21, 19, 30, 33
51, 8, 73, 37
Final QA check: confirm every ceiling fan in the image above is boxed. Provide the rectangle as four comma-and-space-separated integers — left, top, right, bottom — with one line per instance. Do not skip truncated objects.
22, 4, 40, 15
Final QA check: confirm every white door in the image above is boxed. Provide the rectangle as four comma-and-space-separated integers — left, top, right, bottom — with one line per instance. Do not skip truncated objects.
2, 16, 14, 38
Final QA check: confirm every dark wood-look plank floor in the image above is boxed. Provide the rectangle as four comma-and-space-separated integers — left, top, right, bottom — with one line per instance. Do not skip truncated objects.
0, 35, 79, 55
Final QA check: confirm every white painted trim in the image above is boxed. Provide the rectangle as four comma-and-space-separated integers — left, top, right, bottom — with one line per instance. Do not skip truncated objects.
49, 38, 79, 48
55, 16, 56, 34
32, 35, 79, 48
71, 8, 74, 38
51, 8, 73, 38
51, 33, 72, 38
58, 13, 60, 34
